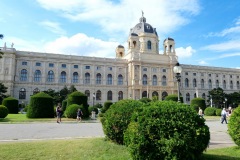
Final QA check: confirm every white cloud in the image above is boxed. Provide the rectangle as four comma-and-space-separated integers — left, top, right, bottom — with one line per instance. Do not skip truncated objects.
175, 46, 196, 58
202, 40, 240, 52
36, 0, 200, 35
198, 60, 208, 65
43, 33, 119, 57
39, 20, 66, 35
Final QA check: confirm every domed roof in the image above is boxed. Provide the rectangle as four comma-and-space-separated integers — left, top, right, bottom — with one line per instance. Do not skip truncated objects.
164, 37, 174, 42
117, 45, 124, 48
129, 13, 158, 36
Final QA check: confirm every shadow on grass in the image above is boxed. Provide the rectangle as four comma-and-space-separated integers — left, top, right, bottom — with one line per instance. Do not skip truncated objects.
202, 154, 240, 160
0, 118, 10, 122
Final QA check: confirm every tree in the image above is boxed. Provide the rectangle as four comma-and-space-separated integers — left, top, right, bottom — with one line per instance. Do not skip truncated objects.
68, 85, 77, 94
0, 83, 8, 104
43, 89, 61, 106
208, 87, 226, 108
59, 85, 69, 101
0, 34, 4, 59
225, 92, 240, 108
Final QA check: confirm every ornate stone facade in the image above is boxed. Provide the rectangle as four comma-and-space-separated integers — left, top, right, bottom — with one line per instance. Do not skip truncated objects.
0, 15, 240, 105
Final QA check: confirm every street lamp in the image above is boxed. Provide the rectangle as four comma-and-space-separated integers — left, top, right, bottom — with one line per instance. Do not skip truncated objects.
173, 63, 182, 102
225, 98, 227, 108
210, 95, 213, 107
93, 92, 95, 106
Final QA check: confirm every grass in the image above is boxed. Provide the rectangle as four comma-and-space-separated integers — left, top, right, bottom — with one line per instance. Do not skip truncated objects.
0, 114, 83, 123
0, 138, 239, 160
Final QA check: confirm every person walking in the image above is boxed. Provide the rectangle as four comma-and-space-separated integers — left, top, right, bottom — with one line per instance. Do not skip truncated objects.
77, 108, 83, 122
221, 108, 228, 124
56, 103, 62, 123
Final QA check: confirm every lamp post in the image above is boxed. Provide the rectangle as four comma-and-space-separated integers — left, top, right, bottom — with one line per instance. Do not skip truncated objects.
173, 63, 182, 102
210, 95, 213, 107
225, 98, 227, 108
93, 92, 95, 106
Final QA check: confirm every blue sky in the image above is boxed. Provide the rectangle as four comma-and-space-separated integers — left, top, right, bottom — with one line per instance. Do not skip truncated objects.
1, 0, 240, 68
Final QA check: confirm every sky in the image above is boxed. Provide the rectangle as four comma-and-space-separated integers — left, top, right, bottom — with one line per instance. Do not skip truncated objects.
1, 0, 240, 68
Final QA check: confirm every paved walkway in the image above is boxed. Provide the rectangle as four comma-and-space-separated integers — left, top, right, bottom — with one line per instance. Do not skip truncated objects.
0, 120, 236, 149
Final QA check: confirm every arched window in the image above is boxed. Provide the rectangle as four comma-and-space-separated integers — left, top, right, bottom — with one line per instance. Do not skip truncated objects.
230, 80, 233, 89
142, 91, 147, 98
47, 70, 54, 82
85, 90, 90, 101
118, 91, 123, 100
20, 69, 27, 81
96, 73, 101, 84
216, 80, 219, 88
143, 74, 148, 85
60, 71, 66, 83
152, 91, 158, 100
208, 79, 212, 89
223, 80, 226, 89
96, 90, 101, 100
118, 74, 123, 85
33, 88, 40, 95
34, 70, 41, 82
162, 91, 168, 100
201, 79, 204, 89
152, 75, 157, 86
73, 72, 78, 83
133, 41, 136, 48
107, 74, 113, 85
193, 79, 197, 87
19, 88, 26, 99
162, 76, 167, 86
147, 40, 151, 50
194, 93, 197, 98
85, 73, 90, 84
202, 93, 206, 99
185, 78, 189, 88
107, 91, 112, 100
186, 93, 190, 102
237, 81, 240, 89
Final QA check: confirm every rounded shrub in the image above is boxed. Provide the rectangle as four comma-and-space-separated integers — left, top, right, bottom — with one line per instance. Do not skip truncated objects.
62, 99, 67, 112
124, 101, 210, 160
64, 104, 86, 118
216, 108, 222, 116
139, 97, 151, 104
27, 92, 54, 118
88, 106, 98, 115
67, 91, 89, 117
164, 94, 183, 103
228, 106, 240, 146
101, 101, 113, 113
0, 105, 8, 118
204, 107, 216, 116
2, 97, 19, 114
101, 99, 144, 144
191, 98, 206, 112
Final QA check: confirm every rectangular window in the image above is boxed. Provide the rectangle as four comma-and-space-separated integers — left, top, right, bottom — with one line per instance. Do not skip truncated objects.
223, 75, 225, 78
49, 63, 54, 67
237, 76, 239, 78
216, 74, 218, 77
108, 67, 112, 71
209, 74, 211, 77
230, 75, 232, 78
162, 69, 166, 72
74, 65, 78, 69
185, 72, 188, 75
62, 64, 66, 68
22, 61, 27, 65
201, 73, 204, 76
193, 73, 196, 76
85, 66, 90, 69
152, 68, 157, 72
36, 62, 41, 66
143, 68, 147, 71
97, 66, 101, 70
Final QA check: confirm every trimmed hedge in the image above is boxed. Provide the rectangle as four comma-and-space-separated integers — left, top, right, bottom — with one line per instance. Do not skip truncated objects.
0, 105, 8, 118
2, 97, 19, 114
204, 107, 216, 116
27, 92, 54, 118
101, 99, 144, 144
64, 104, 86, 118
228, 106, 240, 146
216, 108, 222, 116
101, 101, 113, 113
139, 97, 151, 104
124, 101, 210, 160
67, 91, 89, 117
164, 94, 183, 103
88, 106, 98, 115
62, 99, 67, 112
191, 98, 206, 112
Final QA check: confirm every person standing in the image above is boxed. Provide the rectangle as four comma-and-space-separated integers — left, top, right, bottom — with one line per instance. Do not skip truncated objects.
77, 108, 83, 122
221, 108, 228, 124
198, 107, 203, 118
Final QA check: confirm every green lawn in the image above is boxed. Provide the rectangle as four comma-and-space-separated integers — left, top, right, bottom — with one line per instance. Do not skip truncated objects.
0, 138, 239, 160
